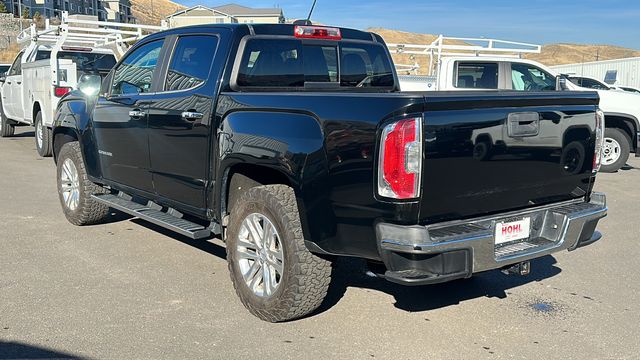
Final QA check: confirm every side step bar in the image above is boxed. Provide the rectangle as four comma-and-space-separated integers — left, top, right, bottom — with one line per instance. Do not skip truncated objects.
92, 193, 211, 240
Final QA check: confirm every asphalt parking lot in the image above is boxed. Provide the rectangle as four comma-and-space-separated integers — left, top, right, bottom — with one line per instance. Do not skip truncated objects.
1, 126, 639, 360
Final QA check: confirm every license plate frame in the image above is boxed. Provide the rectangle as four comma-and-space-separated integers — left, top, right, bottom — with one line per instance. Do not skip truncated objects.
494, 217, 531, 246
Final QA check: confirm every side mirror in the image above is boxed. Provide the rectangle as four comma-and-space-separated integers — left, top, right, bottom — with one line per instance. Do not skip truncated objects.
78, 74, 102, 96
556, 75, 568, 91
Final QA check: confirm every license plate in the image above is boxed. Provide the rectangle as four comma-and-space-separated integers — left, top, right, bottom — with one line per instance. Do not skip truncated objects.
495, 218, 531, 245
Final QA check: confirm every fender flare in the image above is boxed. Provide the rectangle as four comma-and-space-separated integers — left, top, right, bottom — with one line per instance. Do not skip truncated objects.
214, 110, 328, 242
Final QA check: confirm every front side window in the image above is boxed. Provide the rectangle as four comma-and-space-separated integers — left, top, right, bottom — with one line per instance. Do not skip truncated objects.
111, 40, 164, 95
570, 77, 609, 90
236, 38, 393, 89
164, 35, 218, 92
456, 62, 498, 89
511, 63, 556, 91
8, 52, 23, 76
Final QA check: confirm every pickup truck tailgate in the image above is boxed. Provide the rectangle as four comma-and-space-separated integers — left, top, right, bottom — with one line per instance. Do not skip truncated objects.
419, 92, 599, 224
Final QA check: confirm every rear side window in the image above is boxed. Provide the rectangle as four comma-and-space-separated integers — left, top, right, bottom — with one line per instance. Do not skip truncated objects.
236, 38, 393, 89
456, 62, 498, 89
164, 35, 219, 91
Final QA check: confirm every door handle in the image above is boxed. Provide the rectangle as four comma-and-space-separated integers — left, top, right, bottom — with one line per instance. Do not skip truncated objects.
181, 111, 204, 121
129, 109, 146, 118
6, 81, 11, 84
16, 81, 21, 85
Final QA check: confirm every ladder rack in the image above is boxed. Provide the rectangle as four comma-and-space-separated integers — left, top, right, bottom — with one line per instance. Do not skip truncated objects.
17, 11, 167, 59
387, 35, 542, 75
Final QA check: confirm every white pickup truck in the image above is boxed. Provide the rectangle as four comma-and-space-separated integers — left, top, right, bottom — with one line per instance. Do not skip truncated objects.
392, 37, 640, 172
0, 12, 165, 156
0, 45, 116, 156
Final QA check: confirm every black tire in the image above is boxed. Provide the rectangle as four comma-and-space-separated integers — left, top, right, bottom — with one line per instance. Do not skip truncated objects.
600, 128, 630, 173
0, 103, 14, 137
561, 141, 586, 175
473, 140, 492, 161
226, 184, 332, 322
35, 112, 52, 157
56, 141, 110, 226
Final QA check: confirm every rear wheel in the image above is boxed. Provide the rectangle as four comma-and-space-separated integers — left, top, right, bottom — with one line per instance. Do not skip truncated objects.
56, 141, 110, 226
35, 112, 52, 157
226, 184, 332, 322
600, 128, 630, 173
0, 106, 14, 137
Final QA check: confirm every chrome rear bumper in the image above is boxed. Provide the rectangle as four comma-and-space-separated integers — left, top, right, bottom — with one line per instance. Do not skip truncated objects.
376, 193, 607, 285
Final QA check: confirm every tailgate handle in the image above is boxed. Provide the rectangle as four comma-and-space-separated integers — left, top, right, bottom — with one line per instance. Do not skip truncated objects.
507, 112, 540, 138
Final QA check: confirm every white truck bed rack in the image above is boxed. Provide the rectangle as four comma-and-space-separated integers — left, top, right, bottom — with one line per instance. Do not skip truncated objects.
387, 35, 542, 75
17, 11, 167, 59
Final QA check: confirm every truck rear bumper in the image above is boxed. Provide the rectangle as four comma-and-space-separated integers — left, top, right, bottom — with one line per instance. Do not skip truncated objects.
375, 193, 607, 286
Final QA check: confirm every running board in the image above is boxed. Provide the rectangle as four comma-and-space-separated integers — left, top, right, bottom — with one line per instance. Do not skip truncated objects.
91, 193, 211, 240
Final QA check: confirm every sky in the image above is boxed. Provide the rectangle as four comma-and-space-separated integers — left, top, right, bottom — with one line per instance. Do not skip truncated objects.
175, 0, 640, 49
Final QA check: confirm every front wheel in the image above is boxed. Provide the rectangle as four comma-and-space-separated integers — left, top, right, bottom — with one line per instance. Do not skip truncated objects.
56, 141, 110, 226
0, 106, 14, 137
226, 184, 332, 322
35, 112, 52, 157
600, 128, 630, 173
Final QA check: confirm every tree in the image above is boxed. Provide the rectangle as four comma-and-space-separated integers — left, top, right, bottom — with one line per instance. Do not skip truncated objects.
0, 3, 8, 13
21, 7, 29, 19
33, 11, 41, 21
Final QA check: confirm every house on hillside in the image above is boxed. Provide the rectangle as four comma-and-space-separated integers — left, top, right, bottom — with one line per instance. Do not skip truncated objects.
212, 3, 284, 24
2, 0, 135, 23
166, 3, 284, 28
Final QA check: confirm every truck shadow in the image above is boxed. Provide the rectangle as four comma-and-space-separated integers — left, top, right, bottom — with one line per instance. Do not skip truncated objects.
0, 341, 87, 360
316, 255, 561, 315
117, 219, 561, 317
7, 130, 35, 139
129, 219, 228, 259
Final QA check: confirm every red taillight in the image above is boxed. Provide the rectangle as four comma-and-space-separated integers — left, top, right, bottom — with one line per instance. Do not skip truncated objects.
378, 117, 422, 199
294, 25, 342, 40
593, 109, 605, 172
54, 86, 71, 97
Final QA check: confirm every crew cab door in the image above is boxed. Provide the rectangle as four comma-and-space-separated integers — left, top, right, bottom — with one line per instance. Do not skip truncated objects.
146, 33, 225, 211
92, 39, 165, 194
3, 51, 24, 120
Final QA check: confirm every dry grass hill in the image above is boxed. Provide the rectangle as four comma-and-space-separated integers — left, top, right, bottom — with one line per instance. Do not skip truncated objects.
371, 28, 640, 74
130, 0, 185, 25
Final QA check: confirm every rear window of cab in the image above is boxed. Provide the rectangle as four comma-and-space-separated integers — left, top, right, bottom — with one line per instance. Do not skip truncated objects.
235, 38, 395, 90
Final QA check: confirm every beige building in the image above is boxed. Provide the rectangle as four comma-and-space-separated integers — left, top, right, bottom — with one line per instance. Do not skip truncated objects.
166, 3, 284, 28
213, 4, 284, 24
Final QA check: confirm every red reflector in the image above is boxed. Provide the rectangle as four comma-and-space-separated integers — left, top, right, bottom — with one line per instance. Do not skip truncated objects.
294, 25, 342, 40
378, 117, 422, 199
54, 86, 71, 97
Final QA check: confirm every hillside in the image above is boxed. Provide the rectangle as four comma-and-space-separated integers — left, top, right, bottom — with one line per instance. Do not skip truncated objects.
130, 0, 185, 25
525, 43, 640, 66
371, 28, 640, 74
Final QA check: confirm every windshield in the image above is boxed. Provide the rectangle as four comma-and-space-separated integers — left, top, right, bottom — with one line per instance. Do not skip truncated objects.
35, 50, 117, 71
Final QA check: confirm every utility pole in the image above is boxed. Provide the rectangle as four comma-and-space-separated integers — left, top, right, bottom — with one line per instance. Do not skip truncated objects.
18, 0, 22, 31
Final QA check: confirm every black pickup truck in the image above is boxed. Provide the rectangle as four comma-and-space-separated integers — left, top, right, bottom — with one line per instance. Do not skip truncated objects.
52, 24, 608, 322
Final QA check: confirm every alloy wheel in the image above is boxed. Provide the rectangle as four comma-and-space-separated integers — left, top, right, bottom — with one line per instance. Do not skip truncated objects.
60, 158, 80, 211
236, 213, 284, 297
36, 121, 44, 149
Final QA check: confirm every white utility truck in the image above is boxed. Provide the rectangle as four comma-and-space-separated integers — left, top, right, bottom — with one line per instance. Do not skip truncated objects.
0, 12, 166, 157
390, 36, 640, 172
